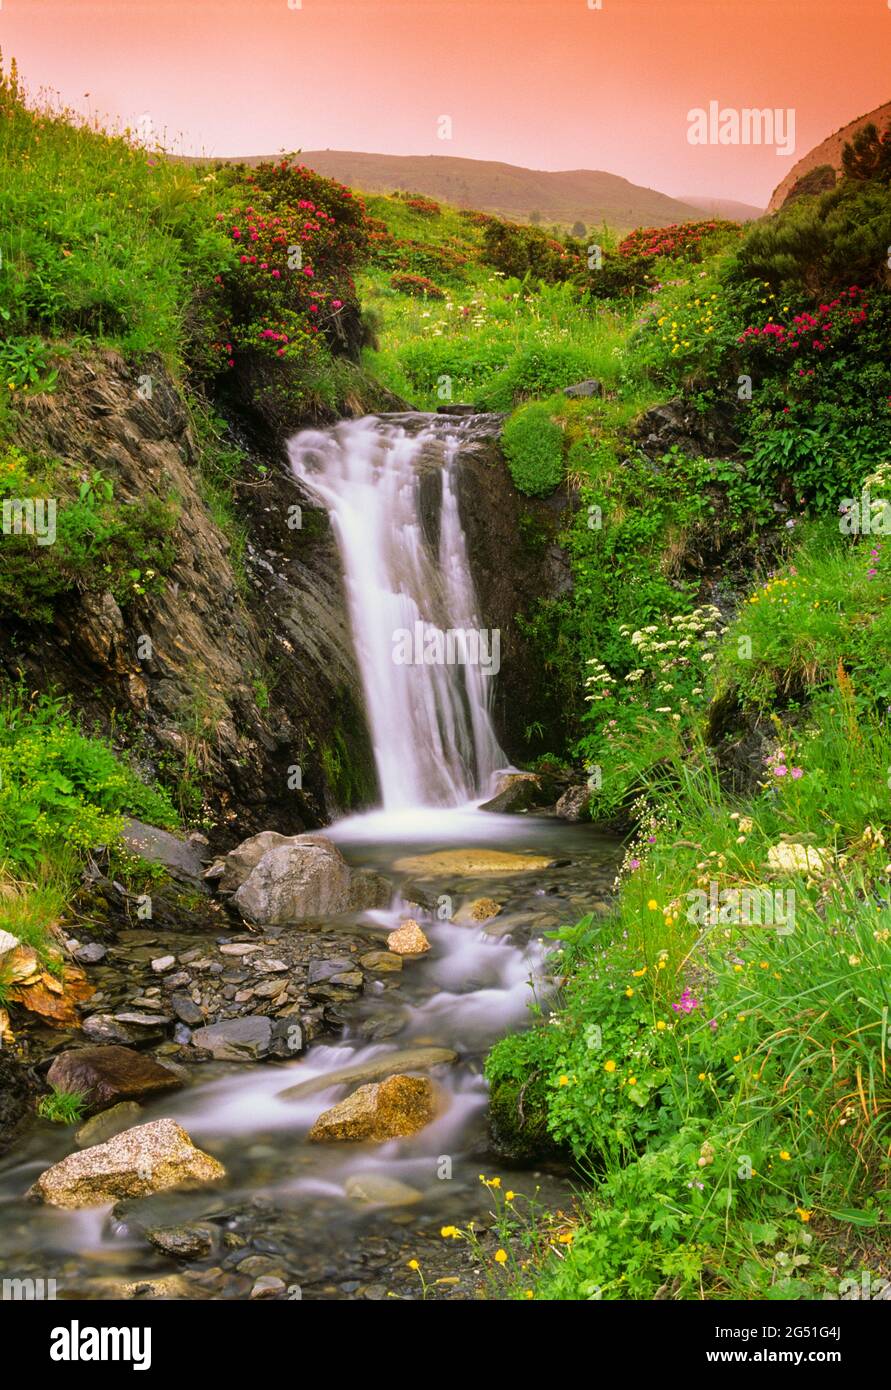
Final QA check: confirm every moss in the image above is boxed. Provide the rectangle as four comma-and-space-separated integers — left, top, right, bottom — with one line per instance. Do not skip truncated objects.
488, 1075, 565, 1166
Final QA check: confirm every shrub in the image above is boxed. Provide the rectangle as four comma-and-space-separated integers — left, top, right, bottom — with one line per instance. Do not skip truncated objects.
0, 689, 178, 872
481, 219, 581, 283
501, 400, 565, 496
389, 272, 445, 299
618, 219, 741, 262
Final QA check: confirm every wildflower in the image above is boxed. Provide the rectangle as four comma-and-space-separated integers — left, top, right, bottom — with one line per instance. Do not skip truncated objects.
440, 1226, 460, 1239
796, 1208, 812, 1222
494, 1249, 508, 1265
604, 1059, 617, 1073
647, 899, 659, 911
407, 1259, 420, 1270
655, 1020, 666, 1031
505, 1191, 515, 1202
558, 1075, 570, 1086
779, 1150, 791, 1161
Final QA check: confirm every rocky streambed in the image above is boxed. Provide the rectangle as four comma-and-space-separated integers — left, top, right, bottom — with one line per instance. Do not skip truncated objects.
0, 808, 619, 1301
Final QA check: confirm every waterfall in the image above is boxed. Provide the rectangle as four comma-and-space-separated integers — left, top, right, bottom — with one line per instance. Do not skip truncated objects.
288, 415, 506, 810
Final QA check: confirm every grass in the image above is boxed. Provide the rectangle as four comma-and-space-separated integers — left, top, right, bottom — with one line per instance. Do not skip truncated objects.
483, 530, 891, 1300
38, 1087, 88, 1125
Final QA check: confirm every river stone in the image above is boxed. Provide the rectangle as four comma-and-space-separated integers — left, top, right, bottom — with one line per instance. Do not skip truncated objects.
478, 772, 542, 814
386, 920, 430, 955
233, 835, 390, 926
359, 950, 402, 973
279, 1045, 457, 1101
29, 1119, 226, 1209
307, 1074, 436, 1142
190, 1015, 273, 1061
205, 831, 294, 893
251, 1276, 286, 1299
555, 784, 591, 821
76, 1101, 143, 1148
563, 378, 604, 398
344, 1172, 423, 1207
120, 819, 211, 892
81, 1013, 164, 1046
73, 942, 108, 965
151, 955, 176, 974
146, 1223, 216, 1261
170, 993, 204, 1026
453, 897, 502, 924
393, 848, 553, 876
47, 1045, 182, 1114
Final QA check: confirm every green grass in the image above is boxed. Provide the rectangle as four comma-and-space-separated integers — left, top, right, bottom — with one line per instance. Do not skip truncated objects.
38, 1086, 88, 1125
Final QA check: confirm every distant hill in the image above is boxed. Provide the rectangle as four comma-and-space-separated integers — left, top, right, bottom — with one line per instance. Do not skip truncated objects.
679, 195, 764, 222
194, 149, 704, 231
767, 100, 891, 212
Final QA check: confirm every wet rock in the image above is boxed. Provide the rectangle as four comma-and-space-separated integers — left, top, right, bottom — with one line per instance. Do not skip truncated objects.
47, 1045, 181, 1114
394, 848, 553, 876
29, 1118, 226, 1209
555, 784, 590, 821
0, 1052, 34, 1156
251, 1275, 286, 1299
308, 1074, 436, 1143
386, 921, 431, 956
478, 772, 542, 814
453, 897, 501, 924
233, 834, 391, 926
81, 1014, 156, 1046
146, 1223, 216, 1261
76, 1101, 143, 1148
170, 994, 204, 1027
344, 1173, 423, 1207
120, 819, 211, 892
190, 1015, 273, 1061
151, 955, 177, 974
279, 1045, 456, 1101
73, 942, 108, 965
358, 950, 402, 973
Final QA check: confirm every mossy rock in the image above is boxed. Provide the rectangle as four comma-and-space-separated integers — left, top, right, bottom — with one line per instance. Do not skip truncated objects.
488, 1074, 566, 1167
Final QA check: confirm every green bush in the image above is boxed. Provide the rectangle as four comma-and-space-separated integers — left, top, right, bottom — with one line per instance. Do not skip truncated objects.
501, 400, 565, 496
0, 690, 178, 872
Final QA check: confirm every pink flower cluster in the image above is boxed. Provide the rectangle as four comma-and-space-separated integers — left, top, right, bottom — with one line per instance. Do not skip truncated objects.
738, 287, 867, 356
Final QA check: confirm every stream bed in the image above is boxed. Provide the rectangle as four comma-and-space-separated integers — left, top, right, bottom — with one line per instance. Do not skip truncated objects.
0, 808, 619, 1301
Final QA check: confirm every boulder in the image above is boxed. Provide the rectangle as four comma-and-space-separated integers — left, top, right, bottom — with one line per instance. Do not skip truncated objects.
233, 834, 390, 925
189, 1015, 273, 1061
46, 1045, 181, 1114
204, 830, 294, 894
28, 1119, 226, 1209
555, 784, 591, 821
120, 819, 211, 892
478, 772, 542, 814
386, 920, 431, 956
358, 950, 402, 973
308, 1074, 436, 1143
453, 897, 502, 924
279, 1045, 457, 1101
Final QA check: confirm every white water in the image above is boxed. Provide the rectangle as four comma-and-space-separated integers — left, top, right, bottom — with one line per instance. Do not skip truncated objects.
289, 415, 506, 809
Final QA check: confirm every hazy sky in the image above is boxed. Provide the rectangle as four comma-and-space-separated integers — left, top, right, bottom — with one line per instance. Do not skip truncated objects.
3, 0, 889, 206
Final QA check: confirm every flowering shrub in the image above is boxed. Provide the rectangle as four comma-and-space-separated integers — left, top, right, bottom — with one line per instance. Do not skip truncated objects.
618, 219, 741, 262
199, 160, 370, 378
401, 194, 441, 216
389, 271, 445, 299
737, 286, 868, 357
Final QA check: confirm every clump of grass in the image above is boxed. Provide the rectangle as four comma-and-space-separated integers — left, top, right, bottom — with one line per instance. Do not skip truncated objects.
38, 1087, 88, 1125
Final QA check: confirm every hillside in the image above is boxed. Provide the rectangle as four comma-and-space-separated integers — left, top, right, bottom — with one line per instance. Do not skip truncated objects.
678, 194, 764, 221
767, 98, 891, 211
194, 149, 703, 231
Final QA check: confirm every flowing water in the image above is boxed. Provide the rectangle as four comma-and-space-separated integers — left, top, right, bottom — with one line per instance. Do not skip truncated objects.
0, 414, 620, 1300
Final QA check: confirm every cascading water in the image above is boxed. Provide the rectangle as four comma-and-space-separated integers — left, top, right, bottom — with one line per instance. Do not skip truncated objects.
289, 414, 506, 809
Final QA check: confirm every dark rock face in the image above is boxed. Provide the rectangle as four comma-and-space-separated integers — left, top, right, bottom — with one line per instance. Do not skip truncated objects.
46, 1045, 182, 1114
120, 820, 211, 892
450, 417, 573, 759
0, 1053, 34, 1156
633, 397, 740, 460
563, 378, 604, 399
4, 352, 378, 836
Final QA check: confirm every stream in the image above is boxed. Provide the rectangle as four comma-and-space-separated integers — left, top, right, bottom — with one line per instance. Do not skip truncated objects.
0, 415, 621, 1300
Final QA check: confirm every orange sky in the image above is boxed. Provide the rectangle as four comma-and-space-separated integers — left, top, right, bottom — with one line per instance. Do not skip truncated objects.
3, 0, 890, 206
